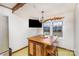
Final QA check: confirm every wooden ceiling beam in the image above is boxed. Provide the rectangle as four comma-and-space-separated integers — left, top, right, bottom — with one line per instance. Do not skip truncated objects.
12, 3, 25, 13
41, 17, 64, 23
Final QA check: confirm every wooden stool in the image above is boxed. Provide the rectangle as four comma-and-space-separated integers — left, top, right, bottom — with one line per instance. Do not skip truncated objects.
46, 45, 58, 56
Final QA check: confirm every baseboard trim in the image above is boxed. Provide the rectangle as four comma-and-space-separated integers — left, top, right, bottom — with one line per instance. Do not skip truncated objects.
12, 46, 28, 54
58, 46, 75, 56
12, 46, 75, 56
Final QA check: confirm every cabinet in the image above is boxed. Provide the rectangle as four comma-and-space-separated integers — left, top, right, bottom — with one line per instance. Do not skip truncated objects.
28, 35, 58, 56
28, 40, 45, 56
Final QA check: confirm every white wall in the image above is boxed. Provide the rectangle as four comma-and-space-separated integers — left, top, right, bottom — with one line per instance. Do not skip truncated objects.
14, 3, 75, 50
0, 6, 30, 52
0, 4, 76, 52
0, 6, 11, 16
39, 10, 75, 50
9, 14, 29, 52
9, 17, 43, 52
0, 6, 11, 52
40, 10, 75, 50
58, 10, 75, 50
0, 16, 9, 52
74, 4, 79, 56
0, 5, 42, 52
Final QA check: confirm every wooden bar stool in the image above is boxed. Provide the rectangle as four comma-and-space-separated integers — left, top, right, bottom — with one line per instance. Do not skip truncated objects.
46, 40, 58, 56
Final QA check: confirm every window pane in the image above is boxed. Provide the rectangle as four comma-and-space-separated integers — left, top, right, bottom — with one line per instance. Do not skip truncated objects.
43, 26, 50, 35
43, 21, 51, 35
53, 21, 63, 37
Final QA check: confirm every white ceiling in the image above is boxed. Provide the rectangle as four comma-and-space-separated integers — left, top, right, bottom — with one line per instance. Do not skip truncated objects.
0, 3, 16, 8
13, 3, 76, 19
29, 3, 75, 13
0, 3, 75, 13
0, 3, 76, 19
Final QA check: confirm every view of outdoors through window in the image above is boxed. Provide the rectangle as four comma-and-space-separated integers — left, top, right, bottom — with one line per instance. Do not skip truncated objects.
43, 21, 63, 37
43, 21, 50, 35
53, 21, 63, 37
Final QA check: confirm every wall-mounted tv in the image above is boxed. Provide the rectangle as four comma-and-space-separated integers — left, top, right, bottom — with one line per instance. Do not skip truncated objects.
29, 19, 42, 28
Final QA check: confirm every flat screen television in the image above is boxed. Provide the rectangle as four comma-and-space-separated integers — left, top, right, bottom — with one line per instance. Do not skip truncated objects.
29, 19, 42, 28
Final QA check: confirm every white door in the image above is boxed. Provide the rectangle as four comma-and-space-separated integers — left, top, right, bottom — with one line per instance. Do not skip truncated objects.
0, 15, 9, 56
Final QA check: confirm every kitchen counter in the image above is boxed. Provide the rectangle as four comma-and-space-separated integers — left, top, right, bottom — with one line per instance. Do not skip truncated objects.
28, 35, 58, 56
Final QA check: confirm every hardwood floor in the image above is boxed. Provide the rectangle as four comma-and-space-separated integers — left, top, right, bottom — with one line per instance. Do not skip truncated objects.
12, 47, 74, 56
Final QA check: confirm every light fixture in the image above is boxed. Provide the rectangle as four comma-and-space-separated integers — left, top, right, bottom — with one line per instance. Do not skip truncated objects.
39, 10, 45, 23
39, 10, 64, 23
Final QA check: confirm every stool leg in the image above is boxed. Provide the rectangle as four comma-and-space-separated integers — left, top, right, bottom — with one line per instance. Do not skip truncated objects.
56, 48, 58, 56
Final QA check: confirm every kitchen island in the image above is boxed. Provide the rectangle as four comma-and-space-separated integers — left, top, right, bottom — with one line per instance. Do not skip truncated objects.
28, 35, 58, 56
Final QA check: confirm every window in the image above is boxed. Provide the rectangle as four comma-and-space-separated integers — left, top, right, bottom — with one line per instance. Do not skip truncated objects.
43, 21, 51, 35
43, 20, 63, 37
53, 21, 63, 37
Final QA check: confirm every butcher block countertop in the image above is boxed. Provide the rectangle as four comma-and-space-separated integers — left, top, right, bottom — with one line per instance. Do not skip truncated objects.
28, 35, 53, 45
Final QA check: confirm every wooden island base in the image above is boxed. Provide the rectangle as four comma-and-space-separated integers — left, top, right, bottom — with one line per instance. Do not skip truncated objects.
28, 35, 58, 56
